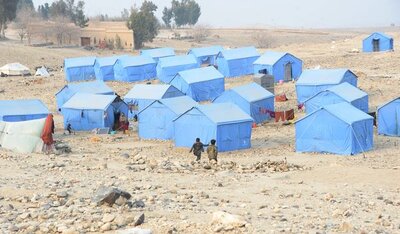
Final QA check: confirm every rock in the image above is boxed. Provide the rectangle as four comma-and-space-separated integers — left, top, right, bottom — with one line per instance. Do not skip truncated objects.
377, 195, 384, 200
211, 211, 248, 231
115, 215, 127, 227
203, 164, 212, 170
339, 222, 352, 232
332, 209, 343, 218
62, 228, 79, 234
102, 214, 116, 223
134, 213, 145, 226
57, 191, 68, 198
132, 200, 145, 208
121, 153, 130, 159
115, 196, 128, 206
100, 223, 111, 232
19, 212, 31, 220
92, 186, 132, 206
324, 193, 334, 201
117, 227, 152, 234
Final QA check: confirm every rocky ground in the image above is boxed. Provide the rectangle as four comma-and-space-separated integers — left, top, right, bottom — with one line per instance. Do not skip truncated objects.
1, 28, 400, 233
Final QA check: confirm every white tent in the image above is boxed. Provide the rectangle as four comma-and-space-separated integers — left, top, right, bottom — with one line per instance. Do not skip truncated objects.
35, 66, 50, 77
0, 118, 45, 153
0, 63, 30, 76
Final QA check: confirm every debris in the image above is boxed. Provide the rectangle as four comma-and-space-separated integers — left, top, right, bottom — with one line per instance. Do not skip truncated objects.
92, 186, 132, 206
211, 211, 248, 231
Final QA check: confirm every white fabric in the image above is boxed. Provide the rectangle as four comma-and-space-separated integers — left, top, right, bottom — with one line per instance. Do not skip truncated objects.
35, 66, 50, 77
0, 63, 30, 76
0, 118, 45, 153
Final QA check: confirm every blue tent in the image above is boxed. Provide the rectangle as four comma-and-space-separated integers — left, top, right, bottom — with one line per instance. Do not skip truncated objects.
253, 51, 303, 82
64, 57, 96, 82
156, 55, 199, 83
114, 55, 157, 82
0, 99, 49, 122
216, 46, 260, 78
188, 46, 224, 65
61, 94, 128, 131
170, 66, 225, 102
140, 47, 175, 62
296, 69, 357, 104
55, 80, 114, 110
174, 103, 254, 152
137, 96, 198, 140
124, 84, 184, 117
213, 82, 274, 124
295, 102, 373, 155
363, 32, 393, 52
94, 55, 128, 81
304, 82, 368, 114
377, 97, 400, 136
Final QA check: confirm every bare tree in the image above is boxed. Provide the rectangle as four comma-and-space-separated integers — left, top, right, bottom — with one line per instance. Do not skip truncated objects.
14, 7, 38, 44
192, 24, 211, 43
51, 16, 78, 45
252, 31, 275, 48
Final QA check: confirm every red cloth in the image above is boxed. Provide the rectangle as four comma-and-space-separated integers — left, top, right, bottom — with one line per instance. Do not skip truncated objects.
41, 114, 54, 145
275, 94, 288, 102
284, 109, 295, 121
275, 111, 285, 122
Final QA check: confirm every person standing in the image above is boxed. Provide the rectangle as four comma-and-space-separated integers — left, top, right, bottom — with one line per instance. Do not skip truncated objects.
189, 138, 207, 161
207, 139, 218, 164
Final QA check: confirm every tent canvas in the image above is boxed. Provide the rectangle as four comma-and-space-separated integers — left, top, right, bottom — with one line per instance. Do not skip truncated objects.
216, 46, 260, 78
295, 102, 373, 155
0, 99, 49, 122
61, 93, 128, 131
170, 66, 225, 102
55, 80, 114, 110
140, 47, 175, 62
94, 55, 128, 81
304, 82, 368, 114
377, 98, 400, 136
213, 82, 274, 124
295, 69, 358, 104
0, 63, 30, 76
137, 96, 197, 140
253, 51, 303, 82
188, 46, 224, 65
114, 55, 157, 82
64, 56, 96, 82
156, 55, 200, 83
362, 32, 394, 52
174, 103, 254, 152
0, 118, 45, 153
35, 66, 50, 77
124, 84, 184, 117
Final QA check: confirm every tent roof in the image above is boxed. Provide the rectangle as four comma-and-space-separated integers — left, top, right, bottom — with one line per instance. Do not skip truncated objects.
326, 82, 367, 102
364, 32, 393, 41
296, 68, 355, 85
158, 55, 198, 68
0, 63, 30, 74
56, 80, 113, 95
64, 56, 96, 68
141, 96, 198, 115
0, 99, 49, 116
297, 102, 373, 125
377, 97, 400, 111
124, 84, 177, 100
254, 51, 295, 65
35, 66, 50, 77
176, 103, 253, 124
118, 55, 156, 68
95, 55, 128, 67
140, 47, 175, 58
231, 82, 274, 102
173, 66, 224, 84
188, 46, 224, 57
218, 46, 259, 61
62, 93, 118, 110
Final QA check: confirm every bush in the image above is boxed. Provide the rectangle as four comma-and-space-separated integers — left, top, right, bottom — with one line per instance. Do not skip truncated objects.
192, 25, 211, 43
252, 31, 275, 48
115, 34, 123, 50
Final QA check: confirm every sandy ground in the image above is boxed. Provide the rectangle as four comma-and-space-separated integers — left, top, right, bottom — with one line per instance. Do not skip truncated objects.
0, 28, 400, 234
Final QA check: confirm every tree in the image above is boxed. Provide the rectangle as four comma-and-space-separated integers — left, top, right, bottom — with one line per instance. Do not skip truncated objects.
127, 1, 160, 49
48, 0, 88, 28
38, 3, 50, 20
17, 0, 34, 11
0, 0, 19, 38
121, 9, 130, 21
166, 0, 201, 27
162, 7, 173, 28
192, 24, 210, 42
115, 34, 123, 50
74, 1, 88, 27
14, 6, 38, 44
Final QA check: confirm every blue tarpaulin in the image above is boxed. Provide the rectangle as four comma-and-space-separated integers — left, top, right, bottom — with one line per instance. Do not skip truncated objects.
296, 102, 373, 155
94, 55, 128, 81
377, 97, 400, 136
253, 51, 303, 82
124, 84, 184, 117
174, 103, 254, 152
0, 99, 49, 122
213, 83, 274, 124
188, 46, 224, 65
64, 57, 96, 82
304, 82, 368, 114
140, 47, 175, 62
114, 55, 157, 82
363, 32, 393, 52
156, 55, 199, 83
55, 80, 114, 110
216, 47, 260, 78
296, 69, 358, 104
170, 66, 225, 102
138, 96, 198, 140
61, 93, 128, 131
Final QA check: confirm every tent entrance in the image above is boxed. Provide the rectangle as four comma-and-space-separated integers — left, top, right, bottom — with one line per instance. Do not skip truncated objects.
284, 63, 292, 81
81, 37, 91, 46
372, 39, 380, 52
